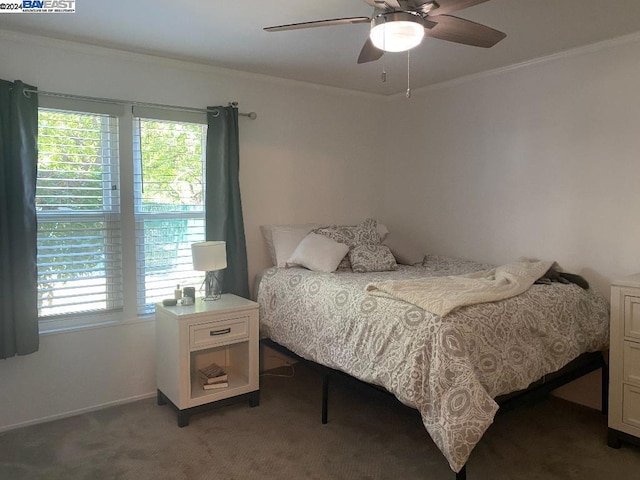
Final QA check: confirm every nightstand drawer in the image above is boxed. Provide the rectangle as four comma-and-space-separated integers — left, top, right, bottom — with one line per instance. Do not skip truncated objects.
623, 384, 640, 429
624, 295, 640, 340
624, 340, 640, 386
189, 315, 250, 349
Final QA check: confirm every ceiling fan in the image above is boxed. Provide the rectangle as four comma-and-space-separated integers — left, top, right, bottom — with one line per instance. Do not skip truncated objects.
264, 0, 506, 64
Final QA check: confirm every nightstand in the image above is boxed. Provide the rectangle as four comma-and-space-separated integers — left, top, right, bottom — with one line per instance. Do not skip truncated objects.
155, 294, 259, 427
608, 274, 640, 448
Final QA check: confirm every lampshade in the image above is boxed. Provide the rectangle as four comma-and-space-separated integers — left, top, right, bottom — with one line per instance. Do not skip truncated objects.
191, 241, 227, 271
370, 13, 425, 53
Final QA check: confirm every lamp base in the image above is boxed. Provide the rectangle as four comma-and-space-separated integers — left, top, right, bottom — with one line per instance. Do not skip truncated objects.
201, 270, 223, 301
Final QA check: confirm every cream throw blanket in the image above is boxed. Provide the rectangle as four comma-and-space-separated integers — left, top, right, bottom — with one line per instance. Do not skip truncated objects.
366, 259, 554, 317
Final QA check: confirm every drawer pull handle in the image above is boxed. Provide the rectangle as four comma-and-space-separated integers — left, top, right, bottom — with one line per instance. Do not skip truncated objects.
210, 327, 231, 336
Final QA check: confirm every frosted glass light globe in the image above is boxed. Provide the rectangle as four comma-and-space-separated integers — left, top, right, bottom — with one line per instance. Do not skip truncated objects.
370, 18, 425, 52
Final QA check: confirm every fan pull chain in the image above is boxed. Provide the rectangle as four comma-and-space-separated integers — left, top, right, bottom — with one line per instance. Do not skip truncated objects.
381, 54, 387, 83
381, 21, 387, 83
406, 49, 411, 98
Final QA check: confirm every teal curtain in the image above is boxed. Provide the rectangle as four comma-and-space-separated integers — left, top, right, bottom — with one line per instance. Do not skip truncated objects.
205, 106, 249, 299
0, 79, 39, 359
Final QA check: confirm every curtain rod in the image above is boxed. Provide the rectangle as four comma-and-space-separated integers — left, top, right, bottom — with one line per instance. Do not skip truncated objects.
22, 89, 257, 120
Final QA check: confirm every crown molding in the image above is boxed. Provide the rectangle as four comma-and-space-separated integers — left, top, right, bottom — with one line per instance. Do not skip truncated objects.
0, 29, 384, 100
387, 30, 640, 102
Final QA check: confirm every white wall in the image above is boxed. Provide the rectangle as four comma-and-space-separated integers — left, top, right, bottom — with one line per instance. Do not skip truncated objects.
381, 34, 640, 407
382, 34, 640, 294
0, 31, 386, 430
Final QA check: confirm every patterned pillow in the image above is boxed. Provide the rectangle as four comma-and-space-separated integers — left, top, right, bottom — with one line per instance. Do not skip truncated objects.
312, 218, 381, 248
336, 256, 353, 271
349, 245, 397, 273
313, 218, 381, 271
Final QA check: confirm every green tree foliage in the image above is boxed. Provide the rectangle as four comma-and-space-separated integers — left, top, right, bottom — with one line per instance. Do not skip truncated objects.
36, 109, 115, 312
138, 119, 204, 212
38, 109, 107, 209
137, 119, 206, 275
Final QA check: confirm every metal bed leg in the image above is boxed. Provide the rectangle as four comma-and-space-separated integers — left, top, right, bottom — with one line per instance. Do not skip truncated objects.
322, 373, 329, 424
601, 355, 609, 415
456, 465, 466, 480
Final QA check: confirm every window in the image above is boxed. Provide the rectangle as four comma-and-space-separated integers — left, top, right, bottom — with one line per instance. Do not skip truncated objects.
133, 109, 207, 315
35, 100, 209, 330
36, 108, 122, 321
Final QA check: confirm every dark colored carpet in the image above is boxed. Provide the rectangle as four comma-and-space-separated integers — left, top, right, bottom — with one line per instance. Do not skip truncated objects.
1, 364, 638, 479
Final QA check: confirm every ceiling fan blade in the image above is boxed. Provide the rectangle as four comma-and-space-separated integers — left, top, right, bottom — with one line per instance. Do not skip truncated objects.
361, 0, 401, 9
425, 15, 505, 47
427, 0, 491, 16
264, 17, 370, 32
357, 37, 384, 64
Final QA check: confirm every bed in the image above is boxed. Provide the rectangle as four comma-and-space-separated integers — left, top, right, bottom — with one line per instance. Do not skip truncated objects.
256, 253, 610, 478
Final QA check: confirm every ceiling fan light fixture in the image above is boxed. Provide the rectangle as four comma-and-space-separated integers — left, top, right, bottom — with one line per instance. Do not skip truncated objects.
370, 12, 425, 53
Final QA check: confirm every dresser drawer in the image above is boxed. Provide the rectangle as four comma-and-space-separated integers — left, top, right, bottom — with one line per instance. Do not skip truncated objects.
624, 295, 640, 340
624, 340, 640, 386
189, 314, 250, 349
623, 384, 640, 429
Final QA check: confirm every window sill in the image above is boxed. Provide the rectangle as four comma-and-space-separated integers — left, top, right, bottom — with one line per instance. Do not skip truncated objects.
39, 314, 155, 337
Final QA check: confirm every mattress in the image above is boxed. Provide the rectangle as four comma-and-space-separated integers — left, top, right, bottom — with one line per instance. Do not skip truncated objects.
256, 254, 610, 472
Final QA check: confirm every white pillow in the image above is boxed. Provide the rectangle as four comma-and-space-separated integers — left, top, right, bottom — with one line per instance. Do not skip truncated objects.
287, 233, 350, 273
260, 224, 320, 267
383, 234, 425, 265
260, 225, 278, 265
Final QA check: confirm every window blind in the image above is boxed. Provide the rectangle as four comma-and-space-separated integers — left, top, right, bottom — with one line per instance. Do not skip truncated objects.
133, 116, 207, 314
36, 108, 123, 318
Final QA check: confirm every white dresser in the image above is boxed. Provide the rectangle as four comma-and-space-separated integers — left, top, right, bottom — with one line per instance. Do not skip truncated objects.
608, 274, 640, 448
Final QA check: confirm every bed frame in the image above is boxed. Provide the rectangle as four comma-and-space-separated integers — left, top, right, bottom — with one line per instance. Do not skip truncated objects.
261, 338, 608, 480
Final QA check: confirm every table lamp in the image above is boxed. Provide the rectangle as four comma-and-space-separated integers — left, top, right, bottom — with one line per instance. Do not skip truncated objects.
191, 241, 227, 301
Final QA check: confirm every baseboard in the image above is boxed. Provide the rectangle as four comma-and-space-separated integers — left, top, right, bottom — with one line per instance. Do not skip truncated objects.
0, 391, 157, 433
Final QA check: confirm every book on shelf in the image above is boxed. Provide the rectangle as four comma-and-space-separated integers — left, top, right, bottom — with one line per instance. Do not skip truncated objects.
201, 380, 229, 390
197, 362, 226, 384
197, 371, 228, 385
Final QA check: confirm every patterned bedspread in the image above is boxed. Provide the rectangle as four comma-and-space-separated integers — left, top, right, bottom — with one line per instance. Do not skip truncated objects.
256, 255, 610, 472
